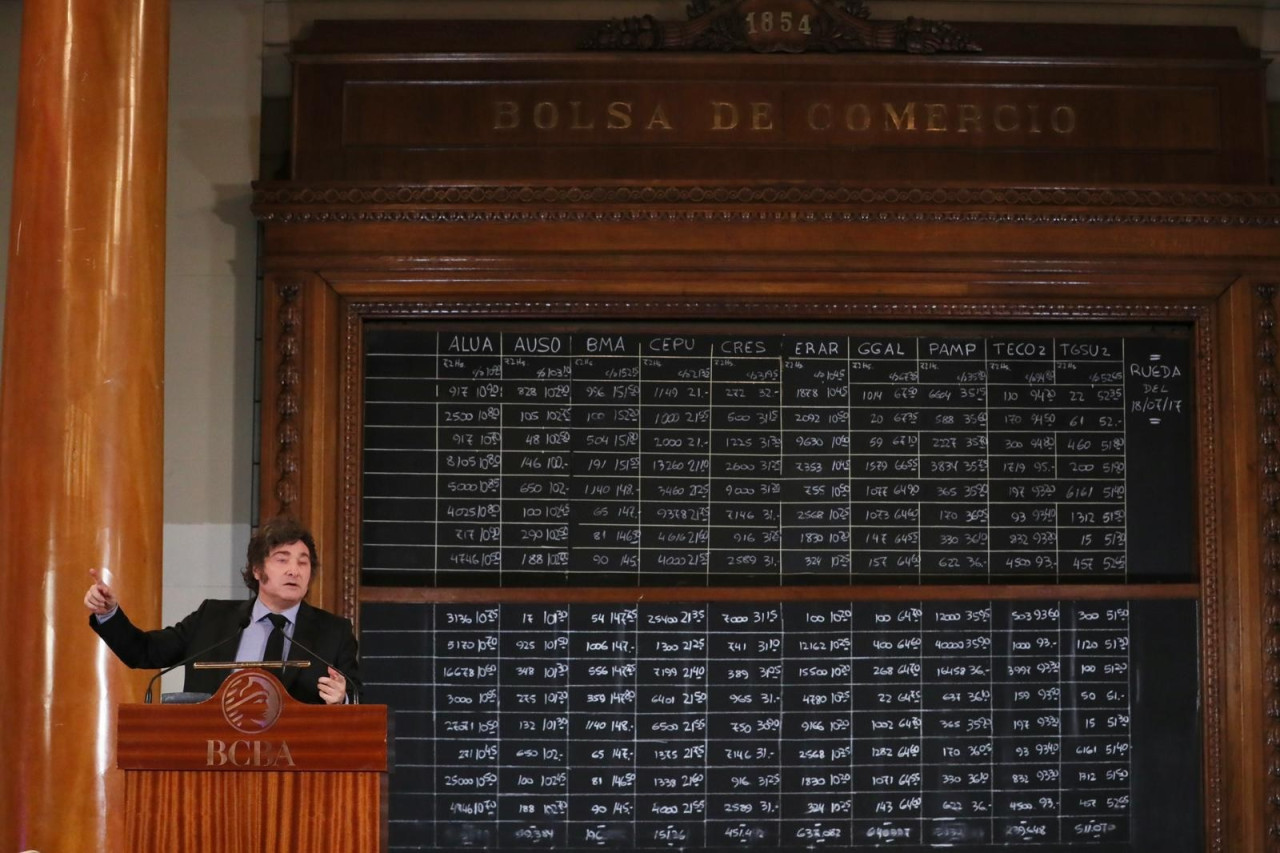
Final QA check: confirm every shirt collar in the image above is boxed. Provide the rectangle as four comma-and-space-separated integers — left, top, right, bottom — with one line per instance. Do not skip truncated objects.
252, 597, 301, 627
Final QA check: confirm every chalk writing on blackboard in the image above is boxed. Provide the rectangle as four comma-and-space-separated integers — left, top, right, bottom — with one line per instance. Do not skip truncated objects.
360, 327, 1192, 587
362, 598, 1199, 852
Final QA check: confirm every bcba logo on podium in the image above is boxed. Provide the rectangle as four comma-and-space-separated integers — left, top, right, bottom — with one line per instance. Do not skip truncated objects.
205, 669, 296, 767
221, 670, 284, 732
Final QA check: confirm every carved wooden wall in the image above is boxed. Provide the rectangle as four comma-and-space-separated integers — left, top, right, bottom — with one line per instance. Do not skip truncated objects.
255, 11, 1279, 850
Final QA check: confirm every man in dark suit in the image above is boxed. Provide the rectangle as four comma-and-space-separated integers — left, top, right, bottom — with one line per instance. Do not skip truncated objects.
84, 516, 359, 704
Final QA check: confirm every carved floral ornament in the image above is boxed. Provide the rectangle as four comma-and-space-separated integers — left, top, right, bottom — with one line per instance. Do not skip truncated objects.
581, 0, 980, 54
251, 184, 1280, 228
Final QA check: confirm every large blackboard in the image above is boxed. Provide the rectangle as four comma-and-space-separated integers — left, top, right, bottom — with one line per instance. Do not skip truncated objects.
361, 598, 1199, 852
360, 324, 1193, 587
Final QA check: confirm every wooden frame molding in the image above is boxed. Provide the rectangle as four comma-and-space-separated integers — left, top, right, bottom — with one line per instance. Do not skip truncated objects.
255, 184, 1280, 228
1258, 284, 1280, 841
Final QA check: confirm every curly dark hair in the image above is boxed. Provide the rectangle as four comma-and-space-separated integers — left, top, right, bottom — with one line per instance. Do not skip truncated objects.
241, 516, 320, 594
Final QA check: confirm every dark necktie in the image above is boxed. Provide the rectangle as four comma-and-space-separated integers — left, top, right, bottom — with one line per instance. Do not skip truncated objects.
263, 613, 289, 662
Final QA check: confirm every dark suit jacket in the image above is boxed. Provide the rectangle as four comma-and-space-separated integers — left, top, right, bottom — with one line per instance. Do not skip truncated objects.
90, 598, 361, 704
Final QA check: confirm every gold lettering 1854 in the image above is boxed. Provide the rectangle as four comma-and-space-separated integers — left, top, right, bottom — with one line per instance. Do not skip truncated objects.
744, 11, 812, 35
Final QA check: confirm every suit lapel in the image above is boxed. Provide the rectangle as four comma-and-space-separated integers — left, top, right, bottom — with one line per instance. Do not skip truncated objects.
233, 598, 255, 640
192, 599, 255, 694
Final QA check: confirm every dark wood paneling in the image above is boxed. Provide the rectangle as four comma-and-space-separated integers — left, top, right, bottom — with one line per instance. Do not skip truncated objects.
256, 16, 1280, 851
288, 21, 1267, 185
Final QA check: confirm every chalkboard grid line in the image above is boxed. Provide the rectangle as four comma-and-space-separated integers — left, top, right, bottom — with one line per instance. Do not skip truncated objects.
985, 345, 994, 587
431, 602, 438, 849
358, 584, 1198, 604
435, 391, 440, 589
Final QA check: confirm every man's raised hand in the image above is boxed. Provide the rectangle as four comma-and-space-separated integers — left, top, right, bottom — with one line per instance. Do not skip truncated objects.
83, 568, 118, 615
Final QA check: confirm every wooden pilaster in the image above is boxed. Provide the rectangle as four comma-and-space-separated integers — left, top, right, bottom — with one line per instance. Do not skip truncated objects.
0, 0, 168, 849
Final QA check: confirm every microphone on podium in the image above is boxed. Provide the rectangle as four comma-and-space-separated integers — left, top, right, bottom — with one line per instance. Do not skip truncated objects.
143, 612, 252, 704
284, 632, 360, 704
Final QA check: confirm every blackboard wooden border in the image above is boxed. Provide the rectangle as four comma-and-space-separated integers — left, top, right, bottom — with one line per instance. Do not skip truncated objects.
327, 294, 1221, 850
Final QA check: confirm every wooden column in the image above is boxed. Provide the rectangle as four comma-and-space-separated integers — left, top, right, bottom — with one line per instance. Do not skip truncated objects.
0, 0, 168, 850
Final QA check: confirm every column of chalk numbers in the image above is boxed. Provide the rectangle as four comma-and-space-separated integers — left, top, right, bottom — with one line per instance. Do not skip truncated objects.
922, 602, 994, 845
568, 604, 639, 847
433, 603, 501, 848
570, 342, 642, 585
497, 604, 570, 845
434, 336, 504, 586
706, 602, 784, 846
640, 340, 712, 584
636, 603, 710, 847
780, 602, 855, 846
1063, 603, 1131, 843
710, 343, 783, 584
917, 341, 990, 580
988, 339, 1060, 580
501, 337, 572, 583
780, 337, 852, 582
993, 602, 1063, 843
847, 341, 922, 579
852, 602, 924, 844
1055, 343, 1127, 578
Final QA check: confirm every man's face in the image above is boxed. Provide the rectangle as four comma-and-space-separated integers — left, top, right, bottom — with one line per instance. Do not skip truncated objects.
253, 540, 312, 611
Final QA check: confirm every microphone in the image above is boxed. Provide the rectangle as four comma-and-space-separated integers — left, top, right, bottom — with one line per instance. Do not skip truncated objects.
143, 612, 251, 704
284, 633, 360, 704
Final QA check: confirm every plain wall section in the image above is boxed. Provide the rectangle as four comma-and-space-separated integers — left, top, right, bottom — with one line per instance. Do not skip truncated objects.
161, 1, 263, 691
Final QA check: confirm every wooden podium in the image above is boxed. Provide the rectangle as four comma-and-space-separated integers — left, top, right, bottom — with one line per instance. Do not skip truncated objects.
116, 668, 389, 852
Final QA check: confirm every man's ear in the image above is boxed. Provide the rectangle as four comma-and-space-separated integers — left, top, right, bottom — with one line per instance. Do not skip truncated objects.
252, 564, 264, 583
